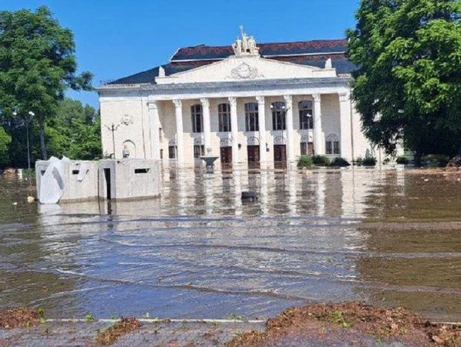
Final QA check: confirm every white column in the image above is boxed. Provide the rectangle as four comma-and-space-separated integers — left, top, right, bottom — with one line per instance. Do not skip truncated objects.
256, 96, 267, 164
313, 94, 323, 155
284, 95, 294, 163
172, 99, 184, 163
339, 92, 353, 161
228, 97, 239, 164
148, 101, 160, 160
201, 98, 211, 153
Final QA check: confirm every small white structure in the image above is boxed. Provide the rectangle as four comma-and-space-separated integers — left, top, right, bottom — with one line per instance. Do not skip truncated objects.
36, 159, 99, 203
36, 158, 161, 203
98, 159, 161, 201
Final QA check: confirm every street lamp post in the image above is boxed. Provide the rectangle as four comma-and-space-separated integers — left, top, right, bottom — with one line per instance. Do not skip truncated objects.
104, 123, 121, 158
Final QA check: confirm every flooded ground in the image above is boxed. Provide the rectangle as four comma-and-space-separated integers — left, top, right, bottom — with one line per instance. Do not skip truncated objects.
1, 167, 461, 322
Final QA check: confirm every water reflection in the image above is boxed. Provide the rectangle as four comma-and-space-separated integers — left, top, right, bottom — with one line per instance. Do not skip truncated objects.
1, 168, 461, 321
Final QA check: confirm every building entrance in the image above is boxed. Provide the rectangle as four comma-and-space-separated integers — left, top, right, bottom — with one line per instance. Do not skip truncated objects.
220, 146, 232, 168
274, 145, 287, 168
247, 145, 260, 169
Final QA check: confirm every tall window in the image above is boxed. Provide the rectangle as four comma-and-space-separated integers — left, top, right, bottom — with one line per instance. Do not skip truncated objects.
299, 100, 313, 130
271, 101, 286, 130
194, 145, 205, 158
325, 134, 340, 154
245, 103, 259, 132
191, 104, 203, 133
168, 146, 177, 159
218, 103, 231, 132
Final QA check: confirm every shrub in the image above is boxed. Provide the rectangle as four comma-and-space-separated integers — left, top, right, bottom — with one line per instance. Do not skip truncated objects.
422, 154, 450, 167
330, 157, 351, 167
362, 157, 377, 166
396, 156, 409, 165
312, 155, 330, 166
297, 155, 313, 168
354, 157, 363, 166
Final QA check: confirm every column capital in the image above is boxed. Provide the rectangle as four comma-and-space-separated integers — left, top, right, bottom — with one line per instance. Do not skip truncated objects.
172, 99, 182, 108
338, 92, 350, 102
200, 98, 210, 108
228, 97, 237, 107
255, 96, 265, 104
312, 94, 321, 103
147, 101, 158, 111
283, 95, 293, 105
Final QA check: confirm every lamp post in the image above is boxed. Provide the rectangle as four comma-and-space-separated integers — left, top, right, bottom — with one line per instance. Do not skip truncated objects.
104, 123, 121, 158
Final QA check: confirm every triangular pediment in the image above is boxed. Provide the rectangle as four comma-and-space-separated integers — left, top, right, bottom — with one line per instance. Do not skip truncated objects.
155, 56, 336, 84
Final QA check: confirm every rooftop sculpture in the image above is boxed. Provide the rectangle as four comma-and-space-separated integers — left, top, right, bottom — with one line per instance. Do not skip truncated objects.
232, 25, 259, 56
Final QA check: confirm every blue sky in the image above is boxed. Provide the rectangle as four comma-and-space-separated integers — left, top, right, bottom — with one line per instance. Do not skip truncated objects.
2, 1, 360, 108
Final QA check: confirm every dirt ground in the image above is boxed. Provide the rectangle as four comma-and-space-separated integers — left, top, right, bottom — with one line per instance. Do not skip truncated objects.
1, 303, 461, 346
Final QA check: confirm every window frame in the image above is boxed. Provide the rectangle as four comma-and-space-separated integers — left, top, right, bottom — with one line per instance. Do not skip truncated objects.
191, 104, 203, 133
298, 100, 314, 130
168, 145, 177, 159
218, 103, 232, 133
325, 134, 340, 155
193, 144, 205, 158
245, 102, 259, 132
271, 101, 286, 131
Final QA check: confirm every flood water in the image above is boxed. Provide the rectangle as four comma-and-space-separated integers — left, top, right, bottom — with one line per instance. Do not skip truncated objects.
1, 167, 461, 322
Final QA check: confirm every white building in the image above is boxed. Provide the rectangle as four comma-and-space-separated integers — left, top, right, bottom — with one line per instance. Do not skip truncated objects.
98, 29, 377, 168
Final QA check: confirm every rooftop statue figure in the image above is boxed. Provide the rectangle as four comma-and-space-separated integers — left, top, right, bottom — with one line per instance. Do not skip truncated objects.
232, 25, 259, 56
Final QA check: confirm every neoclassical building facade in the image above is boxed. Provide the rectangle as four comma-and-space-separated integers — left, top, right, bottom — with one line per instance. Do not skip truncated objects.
98, 30, 376, 168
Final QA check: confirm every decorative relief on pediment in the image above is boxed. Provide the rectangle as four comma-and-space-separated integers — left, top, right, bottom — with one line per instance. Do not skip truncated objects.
231, 63, 260, 80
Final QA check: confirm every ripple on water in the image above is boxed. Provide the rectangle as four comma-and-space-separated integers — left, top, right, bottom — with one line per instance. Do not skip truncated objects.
2, 169, 461, 321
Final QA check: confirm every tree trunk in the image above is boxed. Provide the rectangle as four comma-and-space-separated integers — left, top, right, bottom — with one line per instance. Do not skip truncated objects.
414, 148, 421, 167
39, 115, 48, 160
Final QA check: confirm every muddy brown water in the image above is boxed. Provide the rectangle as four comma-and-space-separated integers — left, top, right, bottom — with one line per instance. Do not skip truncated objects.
1, 167, 461, 322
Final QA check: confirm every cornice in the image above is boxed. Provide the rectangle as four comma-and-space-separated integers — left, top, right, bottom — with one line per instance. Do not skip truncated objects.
98, 76, 352, 95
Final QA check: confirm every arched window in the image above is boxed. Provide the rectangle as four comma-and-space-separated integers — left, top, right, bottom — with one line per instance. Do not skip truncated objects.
191, 104, 203, 133
168, 139, 177, 159
298, 100, 313, 130
300, 135, 314, 156
218, 103, 231, 132
271, 101, 286, 130
325, 134, 340, 155
245, 103, 259, 132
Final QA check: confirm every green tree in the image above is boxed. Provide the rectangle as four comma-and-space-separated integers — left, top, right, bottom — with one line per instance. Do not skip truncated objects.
347, 0, 461, 162
0, 6, 92, 160
47, 98, 101, 160
0, 125, 11, 167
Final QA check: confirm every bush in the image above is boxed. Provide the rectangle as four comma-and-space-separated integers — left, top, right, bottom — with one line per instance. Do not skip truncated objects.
396, 155, 409, 165
297, 155, 313, 168
362, 157, 377, 166
422, 154, 450, 167
312, 155, 330, 166
329, 157, 351, 167
354, 157, 363, 166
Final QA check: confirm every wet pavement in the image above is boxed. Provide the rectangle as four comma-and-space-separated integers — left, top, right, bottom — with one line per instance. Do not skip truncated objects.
1, 166, 461, 324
